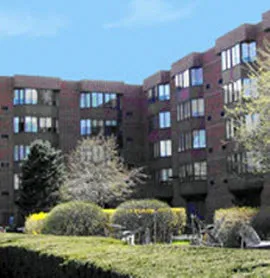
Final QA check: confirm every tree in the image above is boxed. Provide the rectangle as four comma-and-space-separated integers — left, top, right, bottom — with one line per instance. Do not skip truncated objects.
61, 134, 147, 207
225, 39, 270, 174
17, 140, 66, 217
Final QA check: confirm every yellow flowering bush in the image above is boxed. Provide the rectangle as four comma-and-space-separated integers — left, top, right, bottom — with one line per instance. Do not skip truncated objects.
25, 212, 48, 235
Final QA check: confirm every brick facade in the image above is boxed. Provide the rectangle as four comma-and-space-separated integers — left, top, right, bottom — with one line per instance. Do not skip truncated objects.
0, 10, 270, 224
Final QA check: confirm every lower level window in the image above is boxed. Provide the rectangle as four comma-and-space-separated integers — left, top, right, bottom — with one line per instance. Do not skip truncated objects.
179, 161, 207, 182
160, 168, 173, 182
14, 145, 30, 161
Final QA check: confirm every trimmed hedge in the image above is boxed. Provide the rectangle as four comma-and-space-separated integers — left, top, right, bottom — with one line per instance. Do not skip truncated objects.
42, 201, 107, 236
214, 207, 258, 247
0, 247, 128, 278
24, 212, 48, 235
112, 199, 177, 243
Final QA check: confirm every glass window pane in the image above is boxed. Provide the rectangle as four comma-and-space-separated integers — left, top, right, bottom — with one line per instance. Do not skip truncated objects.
221, 51, 227, 71
80, 93, 86, 108
242, 43, 249, 62
14, 117, 19, 133
32, 89, 38, 104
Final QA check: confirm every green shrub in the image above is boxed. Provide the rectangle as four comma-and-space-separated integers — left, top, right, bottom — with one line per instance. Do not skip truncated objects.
214, 207, 258, 247
24, 212, 48, 235
251, 206, 270, 240
112, 199, 177, 243
42, 201, 107, 236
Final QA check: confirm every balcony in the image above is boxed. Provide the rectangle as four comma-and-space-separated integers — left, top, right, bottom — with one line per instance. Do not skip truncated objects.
179, 180, 207, 197
228, 175, 264, 193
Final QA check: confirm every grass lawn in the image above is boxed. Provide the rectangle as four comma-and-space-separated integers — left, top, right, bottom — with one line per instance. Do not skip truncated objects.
1, 233, 270, 278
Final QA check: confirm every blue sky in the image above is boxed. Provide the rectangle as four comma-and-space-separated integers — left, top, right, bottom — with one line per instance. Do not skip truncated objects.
0, 0, 269, 84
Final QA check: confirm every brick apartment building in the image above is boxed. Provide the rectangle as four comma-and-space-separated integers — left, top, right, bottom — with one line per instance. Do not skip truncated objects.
0, 10, 270, 224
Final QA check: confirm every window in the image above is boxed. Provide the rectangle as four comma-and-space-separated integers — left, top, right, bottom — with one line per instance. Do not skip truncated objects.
242, 42, 256, 62
232, 44, 240, 66
92, 93, 103, 108
179, 132, 192, 152
80, 119, 91, 135
179, 164, 193, 181
221, 51, 227, 71
226, 118, 236, 139
80, 93, 86, 108
160, 168, 173, 182
224, 80, 241, 104
39, 117, 52, 132
191, 68, 203, 86
175, 70, 190, 88
222, 49, 232, 71
13, 88, 38, 105
193, 130, 206, 149
159, 112, 171, 128
158, 84, 170, 101
227, 152, 258, 174
14, 145, 30, 161
14, 174, 20, 190
191, 99, 204, 117
25, 117, 38, 132
194, 161, 207, 180
178, 100, 203, 121
14, 117, 19, 133
104, 93, 117, 108
245, 113, 260, 130
226, 49, 231, 69
92, 119, 104, 135
243, 78, 257, 98
160, 140, 172, 157
14, 117, 38, 133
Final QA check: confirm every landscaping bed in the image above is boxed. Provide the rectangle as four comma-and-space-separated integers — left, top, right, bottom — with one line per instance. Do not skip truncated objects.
1, 234, 270, 277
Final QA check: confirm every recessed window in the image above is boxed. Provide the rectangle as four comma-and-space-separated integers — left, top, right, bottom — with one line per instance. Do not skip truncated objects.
226, 119, 236, 139
158, 84, 170, 101
242, 42, 256, 63
14, 88, 38, 105
80, 119, 92, 135
1, 134, 9, 139
126, 112, 133, 117
193, 130, 206, 149
208, 148, 213, 153
179, 161, 207, 182
207, 116, 212, 121
223, 79, 242, 104
160, 140, 172, 157
160, 168, 173, 182
178, 133, 192, 152
1, 106, 8, 111
14, 145, 30, 161
191, 68, 203, 86
175, 70, 190, 88
191, 99, 204, 117
206, 84, 211, 89
159, 111, 171, 129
